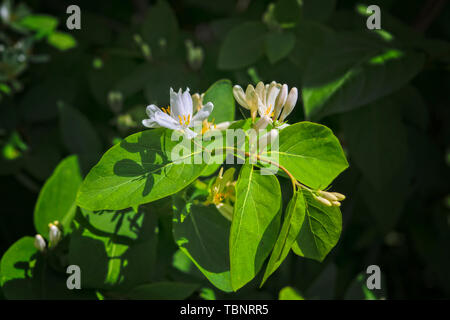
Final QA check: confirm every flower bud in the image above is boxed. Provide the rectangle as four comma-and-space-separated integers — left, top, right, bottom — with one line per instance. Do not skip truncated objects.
255, 81, 266, 106
331, 201, 341, 207
318, 190, 339, 201
330, 192, 346, 201
49, 224, 62, 246
34, 234, 46, 253
233, 85, 248, 110
315, 195, 332, 207
192, 93, 203, 111
279, 87, 298, 122
216, 203, 233, 221
245, 85, 259, 121
273, 84, 288, 121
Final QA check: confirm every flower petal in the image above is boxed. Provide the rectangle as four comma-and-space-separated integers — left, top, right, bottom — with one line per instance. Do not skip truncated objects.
142, 119, 160, 128
154, 111, 182, 130
182, 128, 197, 139
191, 101, 213, 125
146, 104, 161, 117
182, 88, 193, 116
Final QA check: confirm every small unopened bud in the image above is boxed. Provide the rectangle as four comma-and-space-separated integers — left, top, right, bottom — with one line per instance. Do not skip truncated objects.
233, 85, 249, 110
279, 87, 298, 122
216, 203, 233, 221
318, 190, 339, 201
245, 85, 259, 121
255, 81, 266, 105
331, 201, 341, 207
192, 93, 203, 111
34, 234, 46, 253
273, 84, 288, 121
315, 195, 332, 207
330, 192, 346, 201
49, 224, 62, 246
214, 121, 232, 130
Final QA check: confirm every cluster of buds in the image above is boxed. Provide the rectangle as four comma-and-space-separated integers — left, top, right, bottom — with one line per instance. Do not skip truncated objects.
205, 167, 236, 221
313, 190, 346, 207
33, 221, 62, 253
233, 81, 298, 129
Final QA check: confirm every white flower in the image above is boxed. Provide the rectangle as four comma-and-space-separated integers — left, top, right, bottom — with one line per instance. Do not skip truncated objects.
34, 234, 46, 253
234, 81, 298, 130
49, 224, 62, 246
142, 88, 214, 139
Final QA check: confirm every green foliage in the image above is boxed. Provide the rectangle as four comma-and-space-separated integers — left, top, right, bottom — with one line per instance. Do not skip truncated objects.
230, 165, 281, 290
1, 0, 449, 301
34, 155, 82, 238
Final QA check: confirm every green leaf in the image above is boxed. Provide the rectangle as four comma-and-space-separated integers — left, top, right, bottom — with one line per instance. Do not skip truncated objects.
266, 122, 348, 189
203, 79, 235, 123
59, 103, 102, 171
18, 14, 58, 38
47, 31, 77, 51
218, 22, 267, 70
80, 207, 145, 241
126, 282, 200, 299
302, 32, 425, 120
279, 286, 304, 300
172, 196, 233, 292
261, 190, 306, 285
76, 129, 207, 211
265, 31, 296, 64
292, 192, 342, 262
34, 155, 82, 238
0, 237, 37, 299
68, 213, 158, 290
230, 165, 282, 291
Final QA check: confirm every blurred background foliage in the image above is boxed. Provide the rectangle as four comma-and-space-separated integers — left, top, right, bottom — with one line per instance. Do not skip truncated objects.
0, 0, 449, 299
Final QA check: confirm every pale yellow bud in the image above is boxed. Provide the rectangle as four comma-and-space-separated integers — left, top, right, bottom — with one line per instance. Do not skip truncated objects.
318, 190, 339, 201
330, 192, 346, 201
233, 85, 249, 109
331, 201, 341, 207
315, 195, 332, 207
279, 87, 298, 122
192, 93, 203, 111
273, 84, 288, 121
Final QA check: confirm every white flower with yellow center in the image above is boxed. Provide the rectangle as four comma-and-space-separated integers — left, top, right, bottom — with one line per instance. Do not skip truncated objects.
142, 88, 214, 139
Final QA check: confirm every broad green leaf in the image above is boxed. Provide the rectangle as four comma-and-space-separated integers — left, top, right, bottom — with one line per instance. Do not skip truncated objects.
230, 165, 282, 291
302, 32, 425, 120
0, 237, 37, 299
59, 103, 102, 171
126, 282, 200, 300
76, 129, 207, 211
69, 213, 158, 290
80, 207, 145, 241
261, 190, 306, 285
292, 192, 342, 262
172, 196, 233, 292
279, 286, 304, 300
203, 79, 235, 123
47, 31, 77, 50
264, 122, 348, 189
218, 22, 267, 70
34, 155, 82, 238
265, 31, 296, 64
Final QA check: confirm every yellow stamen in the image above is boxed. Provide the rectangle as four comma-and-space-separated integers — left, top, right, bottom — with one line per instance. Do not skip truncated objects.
265, 105, 273, 116
178, 115, 183, 125
187, 114, 191, 125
